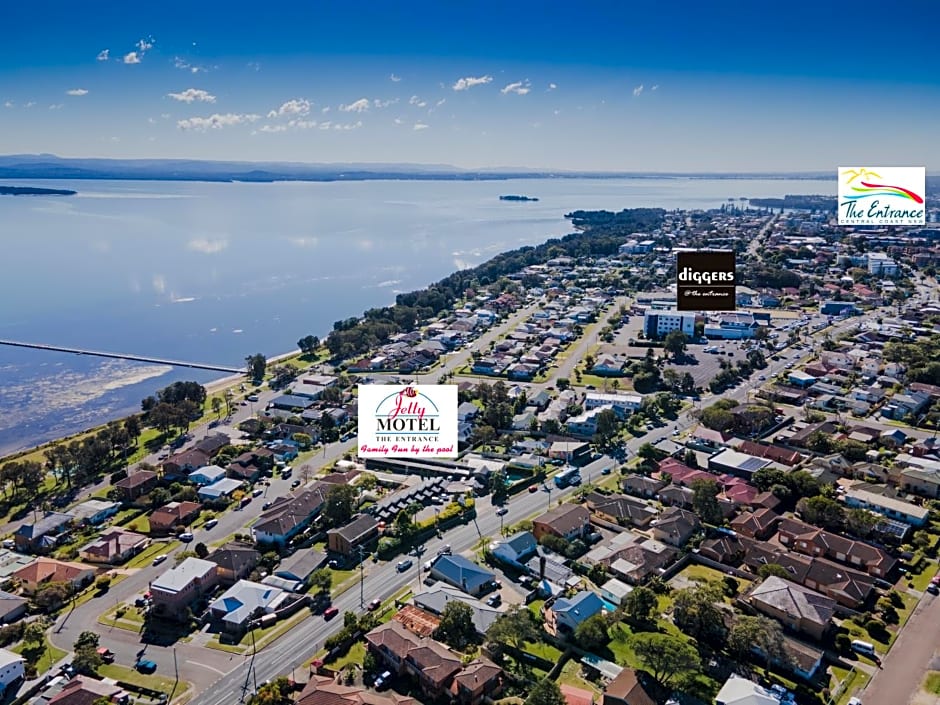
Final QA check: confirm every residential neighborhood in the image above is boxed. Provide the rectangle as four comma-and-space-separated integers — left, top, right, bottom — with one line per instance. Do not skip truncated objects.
0, 203, 939, 705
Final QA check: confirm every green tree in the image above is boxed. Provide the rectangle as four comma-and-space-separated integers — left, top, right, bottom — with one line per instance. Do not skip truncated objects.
323, 484, 358, 526
727, 615, 786, 663
623, 585, 657, 623
23, 621, 46, 645
574, 613, 609, 651
247, 676, 293, 705
33, 582, 71, 611
758, 563, 790, 579
149, 486, 172, 510
194, 542, 209, 559
434, 601, 477, 650
73, 644, 103, 675
525, 678, 566, 705
309, 569, 332, 595
699, 406, 735, 432
358, 473, 378, 491
845, 508, 879, 538
691, 479, 724, 524
245, 353, 267, 382
485, 605, 541, 655
73, 631, 99, 650
664, 331, 689, 359
297, 335, 320, 355
672, 582, 727, 644
211, 396, 223, 419
490, 470, 508, 503
631, 633, 701, 688
796, 495, 845, 530
592, 409, 620, 448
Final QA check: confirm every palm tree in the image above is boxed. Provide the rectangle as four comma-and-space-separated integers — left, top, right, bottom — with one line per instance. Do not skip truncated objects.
211, 397, 223, 419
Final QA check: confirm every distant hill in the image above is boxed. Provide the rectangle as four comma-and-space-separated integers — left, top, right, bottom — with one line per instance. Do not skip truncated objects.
0, 154, 845, 184
0, 185, 76, 196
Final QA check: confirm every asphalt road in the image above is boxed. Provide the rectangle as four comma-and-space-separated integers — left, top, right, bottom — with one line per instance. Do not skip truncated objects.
861, 590, 940, 705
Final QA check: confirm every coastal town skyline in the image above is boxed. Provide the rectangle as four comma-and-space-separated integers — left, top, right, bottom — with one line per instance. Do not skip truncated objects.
1, 0, 938, 171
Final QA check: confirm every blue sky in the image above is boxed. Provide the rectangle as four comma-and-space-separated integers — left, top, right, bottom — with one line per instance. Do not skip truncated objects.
1, 0, 938, 171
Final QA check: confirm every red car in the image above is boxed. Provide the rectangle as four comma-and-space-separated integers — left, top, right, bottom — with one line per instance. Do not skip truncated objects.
528, 485, 538, 493
323, 606, 339, 620
930, 574, 940, 586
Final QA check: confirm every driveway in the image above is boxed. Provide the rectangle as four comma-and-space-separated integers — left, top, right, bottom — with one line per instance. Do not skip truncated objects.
862, 591, 940, 705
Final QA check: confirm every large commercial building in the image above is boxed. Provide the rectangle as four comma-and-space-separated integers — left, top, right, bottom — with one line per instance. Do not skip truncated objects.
643, 310, 696, 339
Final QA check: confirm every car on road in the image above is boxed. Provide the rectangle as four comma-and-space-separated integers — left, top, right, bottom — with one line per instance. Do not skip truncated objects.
323, 606, 339, 620
496, 507, 508, 516
374, 670, 392, 690
368, 598, 382, 611
136, 659, 158, 674
930, 574, 940, 586
927, 583, 939, 596
291, 479, 301, 488
179, 532, 194, 542
240, 496, 252, 507
485, 594, 501, 607
847, 698, 862, 705
152, 554, 168, 566
252, 488, 263, 497
528, 485, 538, 493
438, 545, 451, 556
396, 559, 413, 572
601, 467, 612, 475
671, 429, 680, 436
204, 518, 219, 530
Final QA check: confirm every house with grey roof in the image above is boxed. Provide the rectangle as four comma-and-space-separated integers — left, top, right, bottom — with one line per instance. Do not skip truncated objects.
264, 548, 328, 592
746, 576, 836, 641
413, 586, 501, 636
545, 590, 605, 637
209, 579, 289, 632
150, 557, 218, 622
429, 555, 495, 596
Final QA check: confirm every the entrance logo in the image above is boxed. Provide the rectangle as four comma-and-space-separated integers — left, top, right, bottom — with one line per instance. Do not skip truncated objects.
676, 250, 736, 311
838, 167, 925, 225
358, 384, 458, 458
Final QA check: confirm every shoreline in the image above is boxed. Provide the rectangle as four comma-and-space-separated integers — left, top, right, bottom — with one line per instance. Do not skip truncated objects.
0, 348, 308, 465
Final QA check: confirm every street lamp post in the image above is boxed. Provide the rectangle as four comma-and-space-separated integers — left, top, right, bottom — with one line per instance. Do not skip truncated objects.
358, 545, 366, 610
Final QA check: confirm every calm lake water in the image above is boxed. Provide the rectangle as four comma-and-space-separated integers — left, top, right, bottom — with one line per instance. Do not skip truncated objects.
0, 176, 834, 454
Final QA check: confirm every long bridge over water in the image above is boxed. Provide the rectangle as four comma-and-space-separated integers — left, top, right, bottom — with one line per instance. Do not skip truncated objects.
0, 339, 244, 374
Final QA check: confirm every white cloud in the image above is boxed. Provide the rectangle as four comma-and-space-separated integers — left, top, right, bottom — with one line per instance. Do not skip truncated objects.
452, 75, 492, 91
651, 84, 659, 91
167, 88, 216, 103
123, 52, 141, 65
501, 81, 531, 95
160, 113, 171, 119
288, 119, 317, 129
259, 124, 287, 133
633, 84, 644, 97
177, 113, 260, 130
339, 98, 370, 113
321, 106, 330, 114
147, 117, 156, 124
24, 101, 35, 108
318, 121, 331, 130
136, 38, 154, 53
48, 104, 63, 110
152, 274, 166, 294
436, 98, 446, 107
174, 57, 205, 73
413, 122, 429, 131
548, 83, 557, 90
267, 98, 311, 118
247, 62, 261, 71
333, 121, 362, 130
393, 117, 403, 125
187, 238, 228, 254
66, 88, 89, 96
409, 95, 427, 108
3, 101, 12, 108
390, 73, 401, 82
288, 236, 319, 248
373, 98, 398, 109
96, 49, 109, 61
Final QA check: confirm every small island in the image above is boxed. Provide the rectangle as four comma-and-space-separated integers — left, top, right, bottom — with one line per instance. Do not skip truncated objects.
747, 194, 833, 210
0, 186, 77, 196
499, 194, 539, 202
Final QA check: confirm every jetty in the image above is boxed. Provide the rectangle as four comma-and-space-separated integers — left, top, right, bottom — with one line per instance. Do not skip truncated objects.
0, 339, 243, 374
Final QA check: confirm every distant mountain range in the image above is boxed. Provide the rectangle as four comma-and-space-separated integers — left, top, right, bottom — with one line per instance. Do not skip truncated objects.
0, 154, 849, 184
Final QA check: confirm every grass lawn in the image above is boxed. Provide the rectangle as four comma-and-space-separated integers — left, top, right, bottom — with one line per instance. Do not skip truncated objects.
98, 663, 182, 694
525, 641, 562, 663
572, 374, 618, 389
98, 603, 146, 632
923, 671, 940, 696
205, 639, 247, 654
125, 540, 178, 568
907, 561, 937, 593
13, 637, 66, 677
328, 569, 360, 596
70, 574, 129, 609
834, 667, 870, 705
326, 641, 365, 669
557, 659, 601, 695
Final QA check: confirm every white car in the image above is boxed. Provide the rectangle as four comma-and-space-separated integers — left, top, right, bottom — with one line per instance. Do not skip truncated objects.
847, 698, 862, 705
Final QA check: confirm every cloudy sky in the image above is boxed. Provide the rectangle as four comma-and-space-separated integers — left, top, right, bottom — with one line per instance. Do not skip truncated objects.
1, 0, 937, 171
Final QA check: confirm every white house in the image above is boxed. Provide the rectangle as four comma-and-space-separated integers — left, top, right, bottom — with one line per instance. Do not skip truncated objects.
584, 392, 642, 418
190, 465, 228, 486
0, 647, 25, 693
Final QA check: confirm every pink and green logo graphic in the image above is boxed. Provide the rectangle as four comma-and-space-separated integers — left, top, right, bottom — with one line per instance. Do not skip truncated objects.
841, 168, 924, 203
